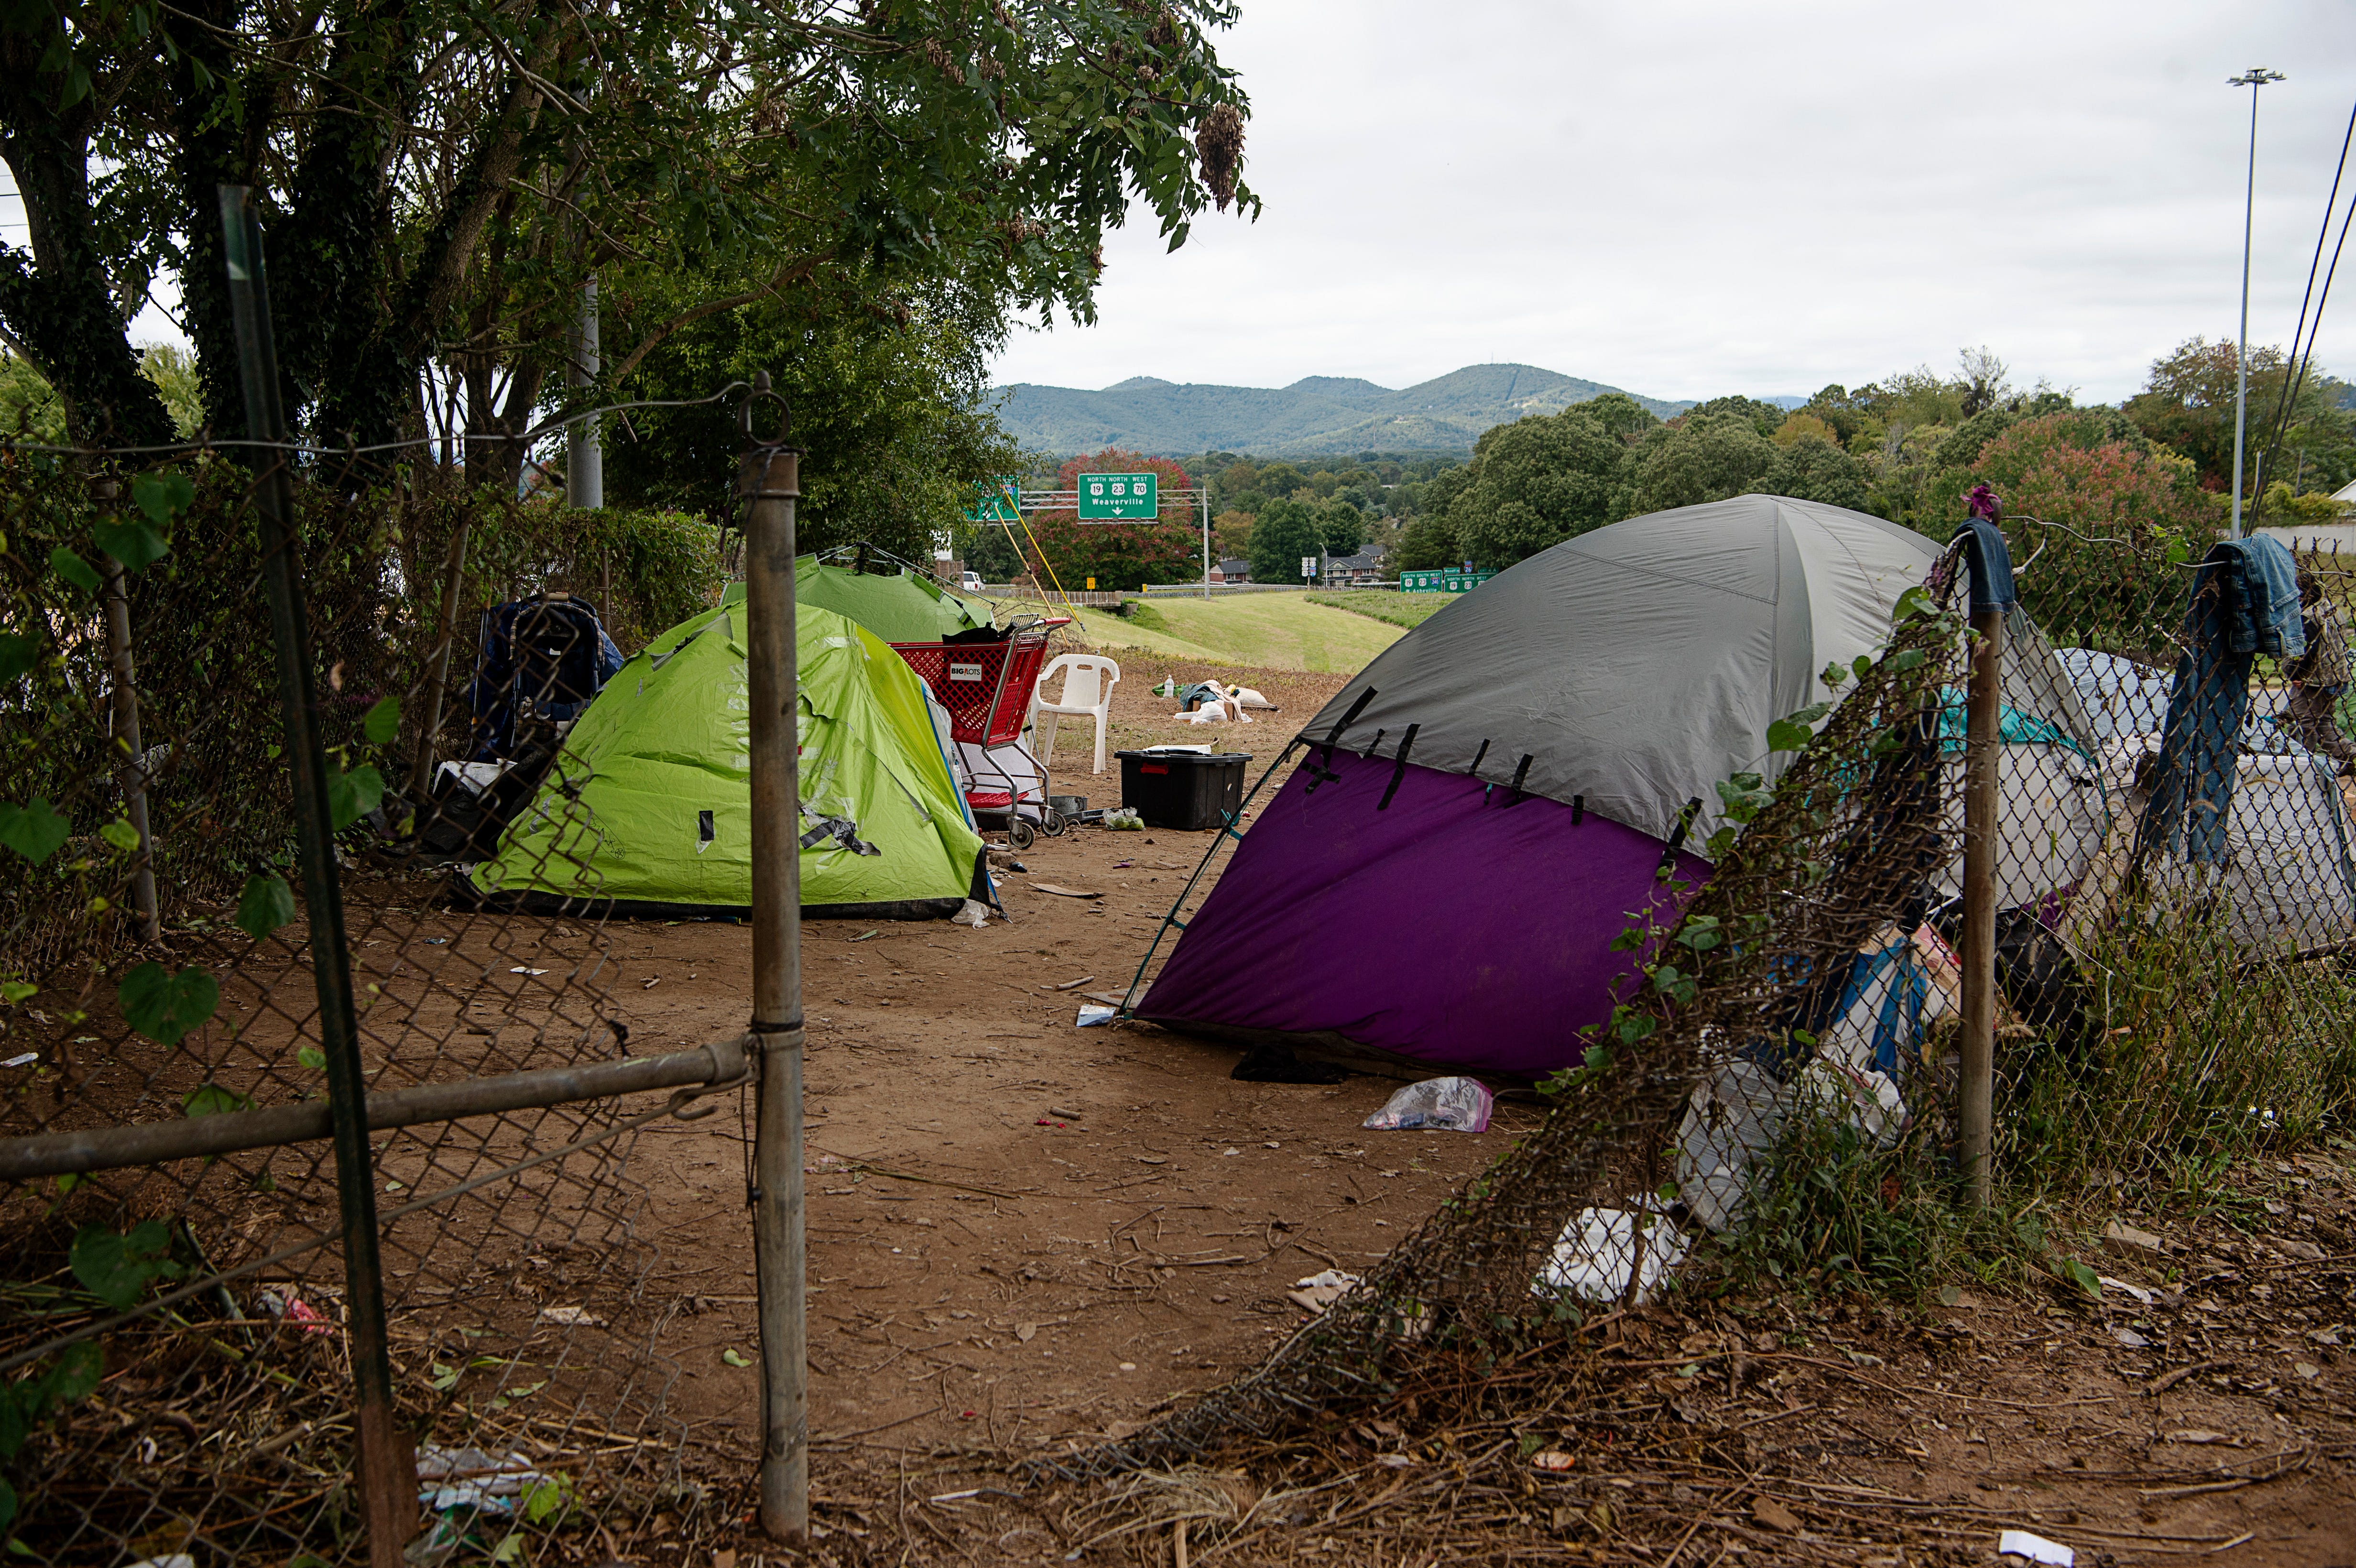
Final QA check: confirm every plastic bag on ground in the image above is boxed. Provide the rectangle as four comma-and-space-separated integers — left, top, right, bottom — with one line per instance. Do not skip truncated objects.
1362, 1075, 1493, 1132
1532, 1204, 1690, 1306
1673, 1054, 1787, 1234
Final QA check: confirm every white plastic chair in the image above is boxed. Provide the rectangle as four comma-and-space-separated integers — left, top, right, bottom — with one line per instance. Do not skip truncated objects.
1031, 654, 1121, 774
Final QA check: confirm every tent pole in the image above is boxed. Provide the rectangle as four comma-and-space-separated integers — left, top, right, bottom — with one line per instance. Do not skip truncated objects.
1960, 604, 2002, 1209
740, 372, 808, 1546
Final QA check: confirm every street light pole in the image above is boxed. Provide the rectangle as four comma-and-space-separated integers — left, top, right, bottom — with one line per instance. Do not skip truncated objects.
2228, 66, 2286, 541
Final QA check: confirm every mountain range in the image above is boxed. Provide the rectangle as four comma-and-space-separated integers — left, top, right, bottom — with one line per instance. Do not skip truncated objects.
992, 363, 1702, 458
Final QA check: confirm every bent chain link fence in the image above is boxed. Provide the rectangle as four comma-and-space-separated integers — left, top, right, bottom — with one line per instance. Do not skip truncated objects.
0, 433, 751, 1565
1078, 516, 2356, 1496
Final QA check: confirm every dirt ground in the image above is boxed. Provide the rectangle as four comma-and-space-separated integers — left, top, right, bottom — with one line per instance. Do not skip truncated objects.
425, 657, 2346, 1567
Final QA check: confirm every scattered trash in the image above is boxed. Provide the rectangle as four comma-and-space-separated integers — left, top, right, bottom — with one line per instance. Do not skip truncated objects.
2096, 1275, 2153, 1305
2111, 1327, 2150, 1349
1673, 1054, 1786, 1232
1033, 883, 1102, 899
1103, 807, 1144, 830
1362, 1076, 1493, 1132
1996, 1528, 2073, 1566
1153, 676, 1179, 698
424, 936, 447, 946
1075, 1004, 1116, 1026
721, 1348, 751, 1367
537, 1305, 602, 1327
1532, 1205, 1690, 1306
850, 929, 879, 942
259, 1289, 337, 1334
414, 1444, 553, 1515
955, 899, 990, 927
2101, 1219, 2165, 1257
1, 1053, 35, 1068
1286, 1269, 1360, 1313
507, 966, 547, 976
125, 1556, 195, 1568
1052, 975, 1096, 991
1529, 1450, 1576, 1472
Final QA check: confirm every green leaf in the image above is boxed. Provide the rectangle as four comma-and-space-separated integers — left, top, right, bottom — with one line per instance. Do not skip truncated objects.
129, 471, 195, 527
234, 873, 296, 941
89, 517, 168, 573
181, 1084, 253, 1119
721, 1347, 751, 1367
118, 961, 220, 1046
99, 819, 142, 854
0, 982, 32, 1006
521, 1474, 572, 1525
47, 547, 99, 594
0, 799, 69, 864
2061, 1258, 2101, 1297
0, 632, 36, 685
69, 1220, 180, 1311
326, 764, 383, 830
361, 696, 401, 746
296, 1045, 326, 1071
43, 1343, 100, 1407
1764, 719, 1813, 753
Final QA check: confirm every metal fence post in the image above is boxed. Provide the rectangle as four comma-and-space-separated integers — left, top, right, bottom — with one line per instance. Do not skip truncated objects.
739, 373, 808, 1544
217, 184, 413, 1566
1960, 602, 2001, 1209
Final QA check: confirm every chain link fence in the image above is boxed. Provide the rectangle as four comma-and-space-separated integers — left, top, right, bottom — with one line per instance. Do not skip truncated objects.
0, 222, 766, 1563
1070, 509, 2356, 1521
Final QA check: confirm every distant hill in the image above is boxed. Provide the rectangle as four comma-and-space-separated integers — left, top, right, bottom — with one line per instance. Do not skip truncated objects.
994, 363, 1697, 457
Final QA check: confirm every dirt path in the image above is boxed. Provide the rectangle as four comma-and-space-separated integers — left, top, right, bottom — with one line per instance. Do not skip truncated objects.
378, 660, 2353, 1564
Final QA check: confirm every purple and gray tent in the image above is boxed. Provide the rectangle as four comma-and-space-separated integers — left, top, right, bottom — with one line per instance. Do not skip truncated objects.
1136, 495, 2102, 1079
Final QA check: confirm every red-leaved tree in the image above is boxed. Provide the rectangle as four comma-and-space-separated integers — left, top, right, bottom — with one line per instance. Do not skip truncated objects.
1012, 450, 1202, 591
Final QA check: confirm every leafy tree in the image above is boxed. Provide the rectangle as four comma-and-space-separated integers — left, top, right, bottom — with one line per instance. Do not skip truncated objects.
599, 283, 1016, 560
1932, 414, 2214, 655
1575, 392, 1660, 442
1247, 497, 1325, 584
1625, 411, 1778, 514
1750, 434, 1869, 510
0, 0, 1257, 462
1393, 464, 1471, 571
1448, 407, 1625, 568
1212, 509, 1253, 559
1254, 461, 1304, 498
1772, 412, 1839, 447
1317, 500, 1366, 556
1681, 396, 1788, 440
1018, 448, 1201, 590
2125, 336, 2356, 499
959, 523, 1025, 581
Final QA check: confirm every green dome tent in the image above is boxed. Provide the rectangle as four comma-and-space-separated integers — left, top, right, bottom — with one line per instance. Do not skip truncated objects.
788, 554, 990, 643
471, 599, 989, 918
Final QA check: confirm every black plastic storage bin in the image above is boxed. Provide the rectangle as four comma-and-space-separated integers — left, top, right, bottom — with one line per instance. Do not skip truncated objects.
1116, 750, 1249, 830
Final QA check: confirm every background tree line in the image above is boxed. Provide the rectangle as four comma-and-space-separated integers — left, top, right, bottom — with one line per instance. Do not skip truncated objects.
1386, 341, 2356, 574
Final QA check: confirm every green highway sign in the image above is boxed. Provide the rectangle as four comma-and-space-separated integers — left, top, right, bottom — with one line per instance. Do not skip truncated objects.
964, 476, 1020, 523
1077, 471, 1158, 521
1400, 568, 1495, 594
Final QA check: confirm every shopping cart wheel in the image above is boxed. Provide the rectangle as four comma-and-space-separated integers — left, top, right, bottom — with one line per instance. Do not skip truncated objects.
1040, 807, 1069, 838
1007, 818, 1035, 850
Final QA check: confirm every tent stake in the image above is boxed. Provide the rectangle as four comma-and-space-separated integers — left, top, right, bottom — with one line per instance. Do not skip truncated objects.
1960, 603, 2002, 1209
740, 373, 808, 1546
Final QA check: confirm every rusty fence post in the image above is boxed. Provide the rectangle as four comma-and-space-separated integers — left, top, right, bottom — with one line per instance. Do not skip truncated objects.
217, 185, 414, 1566
739, 372, 808, 1544
1953, 515, 2015, 1213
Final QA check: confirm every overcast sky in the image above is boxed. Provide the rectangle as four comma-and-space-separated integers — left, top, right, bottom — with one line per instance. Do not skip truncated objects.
992, 0, 2356, 406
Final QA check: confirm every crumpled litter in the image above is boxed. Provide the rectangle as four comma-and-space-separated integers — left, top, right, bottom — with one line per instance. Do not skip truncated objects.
1996, 1529, 2073, 1566
414, 1444, 552, 1515
1286, 1269, 1360, 1313
956, 898, 991, 927
1532, 1204, 1690, 1306
1075, 1004, 1116, 1027
1362, 1076, 1493, 1132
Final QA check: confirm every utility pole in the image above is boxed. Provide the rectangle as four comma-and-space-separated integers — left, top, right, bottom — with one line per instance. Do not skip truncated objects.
2228, 66, 2286, 540
567, 275, 603, 510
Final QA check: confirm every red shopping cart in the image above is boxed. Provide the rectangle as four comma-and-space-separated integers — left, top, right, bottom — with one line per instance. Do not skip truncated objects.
891, 620, 1069, 847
